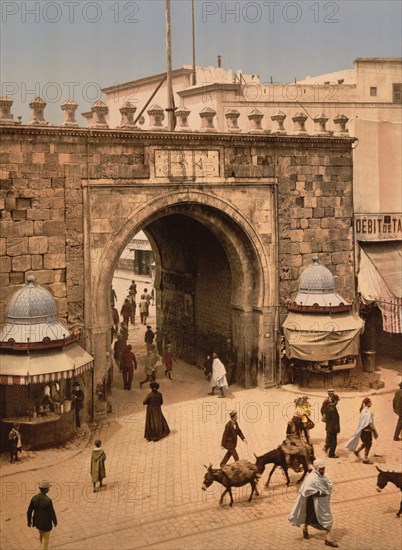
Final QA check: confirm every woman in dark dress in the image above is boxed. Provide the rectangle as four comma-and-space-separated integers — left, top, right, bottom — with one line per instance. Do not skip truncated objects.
143, 382, 170, 441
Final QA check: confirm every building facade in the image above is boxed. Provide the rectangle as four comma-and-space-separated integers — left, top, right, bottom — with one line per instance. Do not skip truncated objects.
0, 96, 356, 391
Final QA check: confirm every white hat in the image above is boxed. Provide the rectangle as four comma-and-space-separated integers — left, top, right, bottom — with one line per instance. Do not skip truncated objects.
313, 459, 325, 470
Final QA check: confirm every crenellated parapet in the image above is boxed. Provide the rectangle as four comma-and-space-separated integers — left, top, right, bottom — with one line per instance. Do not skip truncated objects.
61, 99, 79, 127
147, 104, 165, 130
29, 97, 49, 126
0, 96, 15, 125
199, 107, 217, 132
0, 97, 353, 138
119, 101, 137, 129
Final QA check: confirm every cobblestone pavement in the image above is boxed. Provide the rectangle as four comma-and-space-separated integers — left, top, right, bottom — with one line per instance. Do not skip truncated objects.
1, 272, 401, 550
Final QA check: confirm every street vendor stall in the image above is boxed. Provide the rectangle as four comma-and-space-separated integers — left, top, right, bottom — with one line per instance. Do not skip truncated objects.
282, 257, 364, 388
0, 276, 93, 450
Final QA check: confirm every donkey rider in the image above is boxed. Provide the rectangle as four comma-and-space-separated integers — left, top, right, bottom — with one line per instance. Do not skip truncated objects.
282, 415, 312, 468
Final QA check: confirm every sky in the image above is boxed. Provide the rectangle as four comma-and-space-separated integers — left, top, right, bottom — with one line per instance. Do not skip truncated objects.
1, 0, 401, 123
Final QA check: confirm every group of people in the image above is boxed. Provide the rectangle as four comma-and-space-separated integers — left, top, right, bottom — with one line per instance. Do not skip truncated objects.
320, 388, 381, 464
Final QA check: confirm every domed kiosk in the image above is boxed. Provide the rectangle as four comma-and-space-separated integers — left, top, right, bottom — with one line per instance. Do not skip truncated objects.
0, 277, 94, 450
283, 257, 364, 388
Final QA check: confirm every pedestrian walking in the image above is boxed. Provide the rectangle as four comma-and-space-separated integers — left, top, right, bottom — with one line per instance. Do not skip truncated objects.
143, 382, 170, 441
8, 423, 22, 463
139, 345, 161, 387
118, 322, 128, 343
128, 279, 137, 298
120, 298, 132, 327
203, 354, 213, 381
113, 335, 126, 370
223, 337, 237, 385
72, 382, 84, 428
91, 439, 106, 492
111, 306, 120, 339
143, 288, 153, 306
129, 297, 136, 325
139, 294, 149, 325
208, 353, 228, 398
110, 285, 117, 308
155, 326, 164, 356
220, 411, 247, 467
144, 325, 155, 352
392, 381, 402, 441
324, 395, 340, 458
320, 389, 339, 422
27, 480, 57, 550
345, 397, 378, 464
120, 344, 137, 390
163, 343, 177, 379
288, 459, 339, 547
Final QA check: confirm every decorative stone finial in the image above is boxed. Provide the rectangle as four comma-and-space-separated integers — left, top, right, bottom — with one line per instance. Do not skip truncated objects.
292, 112, 308, 134
119, 101, 137, 129
27, 275, 35, 284
175, 106, 191, 131
199, 107, 216, 133
61, 99, 79, 127
313, 113, 330, 135
147, 104, 165, 129
29, 97, 48, 126
248, 109, 264, 133
90, 100, 109, 129
0, 96, 14, 125
271, 110, 287, 134
225, 109, 241, 133
333, 114, 349, 135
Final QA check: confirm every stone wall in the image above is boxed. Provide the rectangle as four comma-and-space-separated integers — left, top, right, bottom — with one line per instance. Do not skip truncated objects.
0, 124, 356, 388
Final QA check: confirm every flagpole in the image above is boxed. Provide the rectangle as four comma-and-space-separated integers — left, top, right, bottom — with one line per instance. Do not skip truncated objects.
192, 0, 196, 85
166, 0, 174, 131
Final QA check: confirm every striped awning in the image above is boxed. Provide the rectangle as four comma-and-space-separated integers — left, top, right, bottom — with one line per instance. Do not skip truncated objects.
0, 344, 94, 385
358, 242, 402, 333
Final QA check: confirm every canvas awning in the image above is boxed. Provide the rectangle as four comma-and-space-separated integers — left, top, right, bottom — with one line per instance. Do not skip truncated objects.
0, 344, 94, 385
358, 242, 402, 333
283, 312, 364, 361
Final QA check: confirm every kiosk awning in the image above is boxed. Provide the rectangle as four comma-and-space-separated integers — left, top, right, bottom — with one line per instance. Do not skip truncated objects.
358, 242, 402, 333
0, 344, 94, 385
283, 312, 364, 361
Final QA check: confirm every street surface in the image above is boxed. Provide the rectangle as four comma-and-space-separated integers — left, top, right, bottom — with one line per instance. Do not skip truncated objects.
1, 270, 401, 550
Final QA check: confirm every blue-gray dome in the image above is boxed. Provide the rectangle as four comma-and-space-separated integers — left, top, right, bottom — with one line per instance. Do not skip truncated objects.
299, 256, 335, 294
0, 276, 71, 345
6, 275, 57, 323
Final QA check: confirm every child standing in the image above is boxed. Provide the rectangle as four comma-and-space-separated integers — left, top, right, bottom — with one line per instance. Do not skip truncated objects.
91, 440, 106, 492
163, 343, 177, 380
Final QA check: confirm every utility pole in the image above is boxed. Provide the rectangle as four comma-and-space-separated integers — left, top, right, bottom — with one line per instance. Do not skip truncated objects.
192, 0, 196, 85
166, 0, 174, 131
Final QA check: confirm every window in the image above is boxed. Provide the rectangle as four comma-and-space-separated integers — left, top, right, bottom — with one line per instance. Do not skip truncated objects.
393, 83, 402, 103
370, 87, 377, 97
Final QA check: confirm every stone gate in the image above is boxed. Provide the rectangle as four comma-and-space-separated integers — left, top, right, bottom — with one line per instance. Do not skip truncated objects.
0, 100, 356, 390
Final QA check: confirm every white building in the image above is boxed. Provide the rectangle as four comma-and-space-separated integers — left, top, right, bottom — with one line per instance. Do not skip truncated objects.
101, 57, 402, 362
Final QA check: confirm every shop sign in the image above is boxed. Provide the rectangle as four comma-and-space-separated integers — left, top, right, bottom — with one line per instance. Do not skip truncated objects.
355, 213, 402, 241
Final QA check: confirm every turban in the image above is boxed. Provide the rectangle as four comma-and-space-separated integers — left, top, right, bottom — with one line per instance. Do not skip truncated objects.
313, 459, 325, 470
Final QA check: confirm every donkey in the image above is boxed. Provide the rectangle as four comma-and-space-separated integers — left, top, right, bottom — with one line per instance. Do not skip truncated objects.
201, 459, 260, 507
376, 467, 402, 517
255, 441, 315, 488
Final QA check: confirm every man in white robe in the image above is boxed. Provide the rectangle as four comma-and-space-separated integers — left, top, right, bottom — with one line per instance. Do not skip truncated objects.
288, 459, 338, 547
208, 353, 228, 398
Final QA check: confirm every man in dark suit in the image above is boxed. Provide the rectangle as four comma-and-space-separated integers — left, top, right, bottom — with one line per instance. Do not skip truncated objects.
220, 411, 247, 467
27, 480, 57, 550
325, 395, 340, 458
